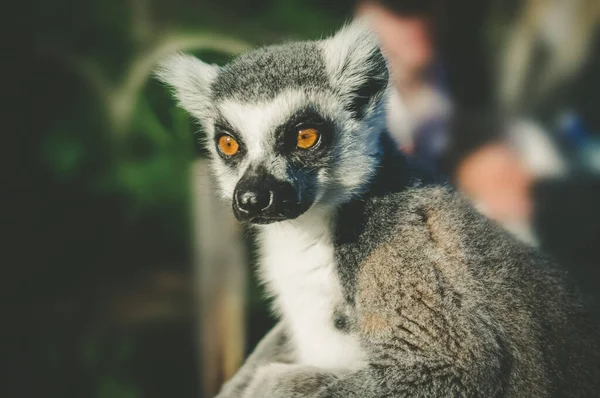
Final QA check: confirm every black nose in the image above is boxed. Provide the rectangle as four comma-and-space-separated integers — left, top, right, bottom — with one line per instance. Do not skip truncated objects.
234, 189, 272, 215
232, 167, 306, 224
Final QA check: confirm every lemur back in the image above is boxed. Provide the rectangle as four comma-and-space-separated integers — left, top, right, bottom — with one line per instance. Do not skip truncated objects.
337, 186, 600, 397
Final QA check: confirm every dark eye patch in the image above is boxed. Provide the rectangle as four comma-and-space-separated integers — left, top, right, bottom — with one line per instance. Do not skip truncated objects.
213, 116, 246, 166
274, 107, 335, 156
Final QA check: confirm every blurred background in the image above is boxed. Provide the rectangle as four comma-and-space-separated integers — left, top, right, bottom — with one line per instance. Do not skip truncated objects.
5, 0, 599, 397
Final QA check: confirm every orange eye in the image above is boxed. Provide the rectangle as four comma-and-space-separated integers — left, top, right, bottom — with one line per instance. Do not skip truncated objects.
297, 128, 320, 149
218, 135, 239, 156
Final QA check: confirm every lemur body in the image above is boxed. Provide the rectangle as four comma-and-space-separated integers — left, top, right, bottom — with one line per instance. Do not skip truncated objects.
157, 20, 600, 397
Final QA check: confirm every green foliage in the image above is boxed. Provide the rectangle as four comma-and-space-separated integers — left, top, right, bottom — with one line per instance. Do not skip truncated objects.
96, 85, 195, 214
43, 129, 89, 180
97, 378, 140, 398
83, 334, 140, 398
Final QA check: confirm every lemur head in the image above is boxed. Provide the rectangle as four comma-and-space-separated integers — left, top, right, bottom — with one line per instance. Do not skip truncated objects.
157, 20, 390, 224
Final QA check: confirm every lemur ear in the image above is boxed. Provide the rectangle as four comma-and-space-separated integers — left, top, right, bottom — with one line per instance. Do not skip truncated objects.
154, 53, 219, 120
321, 18, 389, 119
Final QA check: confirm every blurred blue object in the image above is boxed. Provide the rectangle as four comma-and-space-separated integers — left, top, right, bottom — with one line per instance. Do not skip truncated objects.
558, 111, 600, 174
558, 111, 589, 147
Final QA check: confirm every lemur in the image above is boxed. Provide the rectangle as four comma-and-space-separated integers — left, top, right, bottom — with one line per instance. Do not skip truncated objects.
157, 20, 600, 397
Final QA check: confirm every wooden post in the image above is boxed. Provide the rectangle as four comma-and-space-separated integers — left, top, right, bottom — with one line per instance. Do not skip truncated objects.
191, 159, 247, 398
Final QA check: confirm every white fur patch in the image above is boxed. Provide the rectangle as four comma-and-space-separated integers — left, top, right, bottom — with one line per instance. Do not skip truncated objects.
257, 207, 367, 371
320, 17, 380, 93
155, 53, 218, 120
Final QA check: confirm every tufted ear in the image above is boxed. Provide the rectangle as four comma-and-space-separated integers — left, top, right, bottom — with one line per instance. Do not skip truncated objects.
154, 53, 219, 120
321, 18, 389, 119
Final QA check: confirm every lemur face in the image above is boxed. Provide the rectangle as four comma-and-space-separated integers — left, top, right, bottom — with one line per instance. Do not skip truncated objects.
210, 99, 337, 224
157, 20, 390, 224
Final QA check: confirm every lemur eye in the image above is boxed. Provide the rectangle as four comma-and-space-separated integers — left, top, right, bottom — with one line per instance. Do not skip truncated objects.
218, 135, 239, 156
297, 128, 320, 149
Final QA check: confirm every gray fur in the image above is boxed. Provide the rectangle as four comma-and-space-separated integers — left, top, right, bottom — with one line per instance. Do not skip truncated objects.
222, 187, 600, 397
211, 41, 330, 102
215, 322, 292, 397
340, 186, 600, 397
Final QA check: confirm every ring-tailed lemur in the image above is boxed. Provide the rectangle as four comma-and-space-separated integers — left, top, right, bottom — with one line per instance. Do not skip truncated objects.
157, 20, 600, 398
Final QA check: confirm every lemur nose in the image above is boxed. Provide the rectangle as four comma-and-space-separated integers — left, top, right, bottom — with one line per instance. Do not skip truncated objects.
233, 167, 302, 223
235, 189, 273, 215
